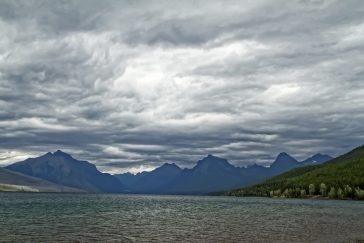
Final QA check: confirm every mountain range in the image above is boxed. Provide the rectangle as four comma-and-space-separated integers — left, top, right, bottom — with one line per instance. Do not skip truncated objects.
114, 152, 333, 194
1, 149, 333, 194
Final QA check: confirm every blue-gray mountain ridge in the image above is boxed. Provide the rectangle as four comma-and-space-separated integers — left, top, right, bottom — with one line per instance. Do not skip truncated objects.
6, 150, 124, 193
114, 153, 333, 194
3, 150, 332, 194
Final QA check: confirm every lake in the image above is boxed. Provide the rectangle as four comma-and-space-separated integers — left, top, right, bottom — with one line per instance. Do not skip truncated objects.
0, 193, 363, 242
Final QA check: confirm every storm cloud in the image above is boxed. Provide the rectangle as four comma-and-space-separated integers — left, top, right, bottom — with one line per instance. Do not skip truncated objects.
1, 0, 364, 173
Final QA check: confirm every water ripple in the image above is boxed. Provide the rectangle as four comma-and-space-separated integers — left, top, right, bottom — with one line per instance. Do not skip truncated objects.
0, 193, 364, 242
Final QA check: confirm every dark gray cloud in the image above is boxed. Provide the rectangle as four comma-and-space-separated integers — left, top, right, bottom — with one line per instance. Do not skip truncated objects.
0, 0, 363, 173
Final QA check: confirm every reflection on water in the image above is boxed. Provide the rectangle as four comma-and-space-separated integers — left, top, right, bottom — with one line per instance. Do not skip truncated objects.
0, 193, 364, 242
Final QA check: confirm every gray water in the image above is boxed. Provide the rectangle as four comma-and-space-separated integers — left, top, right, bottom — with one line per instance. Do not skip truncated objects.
0, 193, 363, 242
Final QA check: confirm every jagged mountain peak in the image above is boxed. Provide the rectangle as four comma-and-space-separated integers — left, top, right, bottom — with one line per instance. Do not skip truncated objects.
53, 149, 68, 155
197, 155, 231, 166
6, 151, 124, 192
188, 155, 238, 178
153, 163, 182, 174
301, 153, 333, 165
269, 152, 299, 173
41, 150, 74, 160
312, 153, 331, 158
273, 152, 298, 163
160, 162, 180, 169
247, 163, 265, 169
52, 150, 74, 159
276, 152, 296, 160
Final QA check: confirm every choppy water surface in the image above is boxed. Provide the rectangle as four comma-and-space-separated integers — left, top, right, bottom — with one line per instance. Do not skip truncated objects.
0, 193, 363, 242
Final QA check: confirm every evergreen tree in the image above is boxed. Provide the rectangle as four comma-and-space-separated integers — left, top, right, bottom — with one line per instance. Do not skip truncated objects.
328, 187, 336, 198
309, 184, 315, 196
344, 185, 353, 198
337, 188, 344, 199
354, 187, 364, 199
282, 189, 289, 198
295, 188, 301, 197
320, 183, 327, 197
274, 189, 281, 197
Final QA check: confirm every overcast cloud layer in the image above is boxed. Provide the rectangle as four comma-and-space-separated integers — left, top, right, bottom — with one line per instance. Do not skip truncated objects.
0, 0, 364, 173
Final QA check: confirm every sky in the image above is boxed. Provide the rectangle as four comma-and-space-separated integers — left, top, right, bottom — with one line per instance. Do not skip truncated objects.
0, 0, 364, 173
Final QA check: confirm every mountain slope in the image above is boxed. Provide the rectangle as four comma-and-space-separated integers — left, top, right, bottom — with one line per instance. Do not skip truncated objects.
114, 172, 146, 189
236, 152, 332, 187
6, 150, 124, 193
159, 155, 249, 194
115, 163, 182, 193
268, 152, 299, 174
0, 167, 82, 192
301, 153, 333, 165
226, 145, 364, 198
